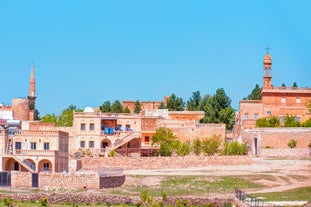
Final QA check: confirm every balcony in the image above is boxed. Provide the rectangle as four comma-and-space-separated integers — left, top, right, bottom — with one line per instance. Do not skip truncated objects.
13, 150, 59, 156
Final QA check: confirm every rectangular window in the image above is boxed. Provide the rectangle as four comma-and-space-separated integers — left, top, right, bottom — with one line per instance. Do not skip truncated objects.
43, 163, 49, 171
296, 98, 301, 104
80, 123, 86, 130
30, 142, 36, 150
243, 114, 249, 120
145, 136, 150, 143
295, 116, 301, 122
15, 142, 22, 150
281, 98, 286, 103
43, 142, 49, 150
89, 141, 94, 148
89, 123, 94, 130
117, 124, 122, 131
125, 124, 131, 131
267, 111, 272, 115
254, 114, 259, 120
80, 141, 85, 148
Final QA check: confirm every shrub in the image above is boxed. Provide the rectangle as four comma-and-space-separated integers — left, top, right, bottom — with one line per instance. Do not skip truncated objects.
202, 135, 221, 155
284, 115, 300, 127
302, 118, 311, 127
308, 140, 311, 148
40, 197, 49, 207
256, 115, 280, 127
176, 142, 191, 156
3, 196, 12, 207
109, 149, 115, 157
288, 139, 297, 148
222, 141, 247, 155
192, 138, 202, 155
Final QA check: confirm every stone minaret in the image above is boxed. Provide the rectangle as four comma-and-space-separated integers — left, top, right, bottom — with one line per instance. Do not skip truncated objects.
263, 52, 272, 89
29, 64, 36, 120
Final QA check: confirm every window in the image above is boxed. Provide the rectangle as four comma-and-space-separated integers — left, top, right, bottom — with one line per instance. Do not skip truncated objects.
145, 136, 150, 143
80, 141, 85, 148
80, 123, 86, 130
89, 123, 94, 130
15, 142, 22, 150
43, 142, 49, 150
243, 114, 249, 120
89, 141, 94, 148
295, 116, 301, 123
254, 114, 259, 120
30, 142, 36, 150
280, 116, 285, 123
117, 124, 122, 131
43, 163, 49, 171
296, 98, 301, 104
281, 98, 286, 103
267, 111, 272, 115
125, 124, 131, 131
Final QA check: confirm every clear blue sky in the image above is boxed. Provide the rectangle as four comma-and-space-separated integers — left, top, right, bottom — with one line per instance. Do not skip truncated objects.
1, 1, 310, 116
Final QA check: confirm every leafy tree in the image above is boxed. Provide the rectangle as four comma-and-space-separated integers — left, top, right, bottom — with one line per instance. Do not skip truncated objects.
281, 83, 286, 87
57, 104, 82, 126
201, 135, 221, 155
302, 118, 311, 127
222, 141, 247, 155
246, 84, 261, 100
284, 115, 300, 127
187, 91, 201, 111
176, 142, 191, 156
256, 115, 280, 127
100, 101, 112, 113
293, 82, 298, 87
192, 138, 202, 155
41, 113, 58, 124
200, 88, 235, 130
152, 127, 179, 156
158, 102, 166, 109
306, 99, 311, 113
134, 100, 142, 113
34, 109, 40, 120
111, 100, 123, 113
166, 93, 184, 111
123, 106, 131, 114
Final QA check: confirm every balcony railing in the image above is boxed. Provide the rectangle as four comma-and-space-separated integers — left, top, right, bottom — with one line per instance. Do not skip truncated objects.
13, 150, 59, 156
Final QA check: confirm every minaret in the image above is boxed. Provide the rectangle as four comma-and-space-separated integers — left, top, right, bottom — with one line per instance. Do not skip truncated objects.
28, 64, 36, 120
29, 64, 36, 100
263, 51, 272, 89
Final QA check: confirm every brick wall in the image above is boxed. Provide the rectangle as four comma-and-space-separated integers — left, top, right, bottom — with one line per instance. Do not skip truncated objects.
81, 156, 252, 170
11, 171, 32, 188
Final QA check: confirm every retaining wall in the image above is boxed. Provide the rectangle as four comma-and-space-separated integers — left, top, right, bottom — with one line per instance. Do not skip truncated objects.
259, 148, 310, 157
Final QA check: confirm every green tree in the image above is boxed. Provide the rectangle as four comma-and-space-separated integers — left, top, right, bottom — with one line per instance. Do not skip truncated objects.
306, 99, 311, 113
57, 104, 82, 126
302, 118, 311, 127
166, 93, 184, 111
284, 115, 300, 127
111, 100, 123, 113
176, 142, 191, 156
246, 84, 261, 100
187, 91, 201, 111
158, 102, 166, 109
152, 127, 179, 156
201, 135, 221, 155
123, 106, 131, 113
281, 83, 286, 87
256, 115, 280, 127
34, 109, 40, 120
134, 100, 142, 113
192, 138, 202, 155
200, 88, 235, 130
100, 101, 112, 112
293, 82, 298, 87
40, 113, 58, 124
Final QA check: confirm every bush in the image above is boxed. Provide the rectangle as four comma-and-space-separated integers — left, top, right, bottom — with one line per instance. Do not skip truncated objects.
109, 149, 116, 157
40, 197, 49, 207
288, 139, 297, 148
176, 142, 191, 156
284, 115, 300, 127
256, 115, 280, 127
308, 140, 311, 148
222, 141, 247, 155
302, 118, 311, 127
202, 135, 221, 155
192, 138, 202, 155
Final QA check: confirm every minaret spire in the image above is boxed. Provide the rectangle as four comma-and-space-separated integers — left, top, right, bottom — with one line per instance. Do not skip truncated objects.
29, 64, 36, 99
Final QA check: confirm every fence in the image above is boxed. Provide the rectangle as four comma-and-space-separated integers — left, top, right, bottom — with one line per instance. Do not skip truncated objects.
0, 172, 11, 186
235, 188, 280, 207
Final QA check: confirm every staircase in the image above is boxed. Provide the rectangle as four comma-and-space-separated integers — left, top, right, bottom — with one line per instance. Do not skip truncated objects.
5, 136, 13, 155
106, 131, 141, 156
13, 156, 36, 173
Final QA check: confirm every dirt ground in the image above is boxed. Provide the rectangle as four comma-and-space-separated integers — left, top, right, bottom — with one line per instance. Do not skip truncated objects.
124, 157, 311, 194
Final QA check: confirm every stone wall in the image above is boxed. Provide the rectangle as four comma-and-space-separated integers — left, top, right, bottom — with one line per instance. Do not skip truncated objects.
10, 171, 32, 189
81, 156, 252, 170
259, 148, 310, 157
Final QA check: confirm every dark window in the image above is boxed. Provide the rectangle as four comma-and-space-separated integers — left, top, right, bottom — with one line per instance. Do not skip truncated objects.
89, 123, 94, 130
267, 111, 272, 115
117, 124, 122, 131
80, 141, 85, 148
145, 136, 150, 143
30, 142, 36, 150
43, 142, 49, 150
80, 123, 86, 130
15, 142, 22, 150
89, 141, 94, 148
43, 163, 49, 171
14, 162, 19, 171
125, 124, 131, 131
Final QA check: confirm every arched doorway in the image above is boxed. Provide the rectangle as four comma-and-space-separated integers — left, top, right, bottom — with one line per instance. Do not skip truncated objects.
38, 159, 53, 172
101, 138, 111, 148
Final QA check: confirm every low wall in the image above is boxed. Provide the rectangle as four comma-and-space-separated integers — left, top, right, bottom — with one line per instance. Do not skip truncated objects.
10, 171, 32, 189
81, 156, 252, 170
259, 148, 310, 157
